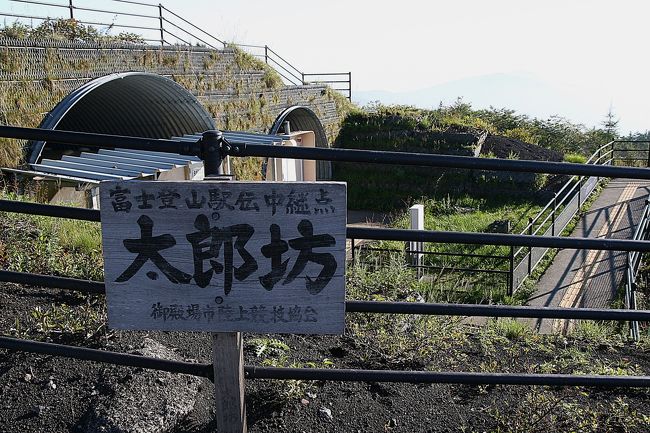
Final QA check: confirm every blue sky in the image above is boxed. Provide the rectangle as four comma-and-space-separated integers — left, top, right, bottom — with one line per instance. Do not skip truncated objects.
3, 0, 650, 132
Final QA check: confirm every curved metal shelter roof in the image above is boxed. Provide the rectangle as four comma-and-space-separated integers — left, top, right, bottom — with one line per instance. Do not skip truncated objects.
28, 72, 216, 164
270, 106, 327, 148
270, 105, 331, 179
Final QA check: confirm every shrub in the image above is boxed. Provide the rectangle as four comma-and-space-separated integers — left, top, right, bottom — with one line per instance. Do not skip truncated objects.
564, 153, 588, 164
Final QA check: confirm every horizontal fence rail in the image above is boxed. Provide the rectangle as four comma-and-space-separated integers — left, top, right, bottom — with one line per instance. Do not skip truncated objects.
226, 141, 650, 179
4, 266, 650, 321
245, 366, 650, 387
3, 126, 650, 180
3, 196, 650, 252
4, 335, 650, 387
0, 336, 212, 378
0, 126, 201, 156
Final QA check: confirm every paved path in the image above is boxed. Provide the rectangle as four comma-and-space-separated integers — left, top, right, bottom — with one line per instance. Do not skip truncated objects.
527, 179, 650, 333
346, 210, 393, 260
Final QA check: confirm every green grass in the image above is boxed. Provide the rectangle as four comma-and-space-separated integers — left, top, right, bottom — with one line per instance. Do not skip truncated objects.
0, 191, 103, 281
356, 194, 546, 303
564, 153, 588, 163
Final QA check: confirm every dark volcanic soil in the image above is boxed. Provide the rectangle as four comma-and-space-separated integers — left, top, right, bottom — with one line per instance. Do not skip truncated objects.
2, 282, 650, 433
481, 135, 564, 162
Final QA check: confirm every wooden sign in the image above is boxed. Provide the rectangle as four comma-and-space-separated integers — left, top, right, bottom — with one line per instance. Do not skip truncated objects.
99, 181, 346, 334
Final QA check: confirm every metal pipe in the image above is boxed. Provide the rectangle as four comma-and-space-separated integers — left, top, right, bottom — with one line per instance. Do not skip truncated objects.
0, 126, 200, 156
2, 197, 650, 252
345, 300, 650, 320
4, 267, 650, 321
226, 142, 650, 180
508, 245, 515, 296
552, 192, 557, 236
0, 270, 104, 294
245, 366, 650, 387
5, 126, 650, 180
200, 130, 224, 176
0, 199, 100, 221
0, 336, 212, 378
346, 227, 650, 252
158, 4, 164, 46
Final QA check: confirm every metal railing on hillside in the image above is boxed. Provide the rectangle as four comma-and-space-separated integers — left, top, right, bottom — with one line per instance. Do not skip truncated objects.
1, 124, 650, 388
510, 142, 615, 292
349, 141, 627, 299
624, 199, 650, 340
0, 0, 352, 99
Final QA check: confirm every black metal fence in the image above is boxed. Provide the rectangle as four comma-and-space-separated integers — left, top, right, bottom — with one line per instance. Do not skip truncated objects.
0, 0, 352, 99
349, 140, 650, 299
1, 125, 650, 389
624, 199, 650, 340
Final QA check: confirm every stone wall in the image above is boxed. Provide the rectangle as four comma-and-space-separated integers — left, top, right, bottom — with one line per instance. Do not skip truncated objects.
0, 39, 350, 167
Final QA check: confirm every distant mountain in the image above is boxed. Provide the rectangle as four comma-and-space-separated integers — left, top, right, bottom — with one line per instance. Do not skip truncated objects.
354, 73, 607, 129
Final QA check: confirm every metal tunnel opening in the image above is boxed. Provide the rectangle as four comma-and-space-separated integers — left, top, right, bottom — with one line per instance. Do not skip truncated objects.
270, 106, 331, 180
28, 72, 216, 164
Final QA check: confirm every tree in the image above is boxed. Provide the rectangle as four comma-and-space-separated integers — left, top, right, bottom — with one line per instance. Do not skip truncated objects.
602, 104, 619, 140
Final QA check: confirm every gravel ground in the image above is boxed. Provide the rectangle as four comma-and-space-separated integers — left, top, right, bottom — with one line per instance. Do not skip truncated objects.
2, 282, 650, 433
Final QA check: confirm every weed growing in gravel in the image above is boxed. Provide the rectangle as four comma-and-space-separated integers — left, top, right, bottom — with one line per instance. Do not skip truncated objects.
1, 190, 106, 342
488, 389, 650, 433
12, 299, 106, 341
489, 318, 533, 341
246, 337, 333, 402
346, 262, 468, 368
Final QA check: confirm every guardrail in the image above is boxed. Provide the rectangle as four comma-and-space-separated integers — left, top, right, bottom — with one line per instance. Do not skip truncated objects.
510, 142, 615, 292
0, 0, 352, 99
624, 199, 650, 340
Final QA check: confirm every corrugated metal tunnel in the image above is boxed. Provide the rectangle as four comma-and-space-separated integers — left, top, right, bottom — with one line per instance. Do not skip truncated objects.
28, 72, 216, 164
26, 72, 332, 181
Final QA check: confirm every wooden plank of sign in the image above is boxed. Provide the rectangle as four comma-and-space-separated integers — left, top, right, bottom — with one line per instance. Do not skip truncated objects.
100, 181, 346, 334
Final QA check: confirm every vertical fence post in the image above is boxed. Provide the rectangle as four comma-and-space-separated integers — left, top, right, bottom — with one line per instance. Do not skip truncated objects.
508, 245, 515, 296
577, 177, 582, 209
348, 72, 352, 101
646, 142, 650, 168
631, 287, 640, 341
301, 72, 305, 85
68, 0, 74, 20
201, 130, 247, 433
350, 238, 356, 265
264, 45, 268, 64
409, 204, 424, 279
158, 4, 165, 46
527, 217, 533, 275
551, 192, 557, 236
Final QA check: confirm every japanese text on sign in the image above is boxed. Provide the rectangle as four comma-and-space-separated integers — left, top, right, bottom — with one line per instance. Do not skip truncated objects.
100, 181, 346, 334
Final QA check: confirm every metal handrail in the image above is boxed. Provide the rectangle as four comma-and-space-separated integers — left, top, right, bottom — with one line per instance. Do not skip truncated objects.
161, 17, 218, 50
2, 0, 352, 98
511, 143, 615, 271
70, 5, 158, 20
623, 199, 650, 340
160, 4, 225, 47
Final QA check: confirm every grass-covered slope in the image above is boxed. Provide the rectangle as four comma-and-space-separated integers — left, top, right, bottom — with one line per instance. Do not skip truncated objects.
333, 102, 614, 211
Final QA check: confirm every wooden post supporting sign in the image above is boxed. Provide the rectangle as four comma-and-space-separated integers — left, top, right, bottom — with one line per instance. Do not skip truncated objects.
213, 332, 246, 432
